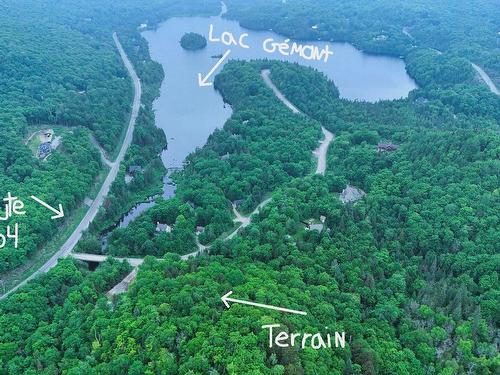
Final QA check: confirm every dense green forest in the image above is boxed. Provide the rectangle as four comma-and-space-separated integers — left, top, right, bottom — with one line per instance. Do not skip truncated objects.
0, 0, 220, 275
0, 126, 103, 273
2, 59, 498, 373
0, 0, 498, 374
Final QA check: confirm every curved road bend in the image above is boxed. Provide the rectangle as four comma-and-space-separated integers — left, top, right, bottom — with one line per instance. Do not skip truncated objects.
90, 134, 114, 168
107, 195, 272, 295
471, 63, 499, 95
0, 32, 142, 300
261, 69, 334, 175
181, 197, 273, 260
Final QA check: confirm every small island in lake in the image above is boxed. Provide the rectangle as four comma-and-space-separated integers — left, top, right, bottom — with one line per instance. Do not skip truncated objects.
180, 32, 207, 50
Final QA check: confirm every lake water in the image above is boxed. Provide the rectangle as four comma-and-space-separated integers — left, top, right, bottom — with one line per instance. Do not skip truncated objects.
111, 13, 416, 230
142, 15, 416, 195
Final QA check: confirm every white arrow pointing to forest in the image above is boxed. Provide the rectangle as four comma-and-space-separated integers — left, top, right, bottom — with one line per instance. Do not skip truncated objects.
198, 49, 231, 87
221, 291, 307, 315
30, 195, 64, 219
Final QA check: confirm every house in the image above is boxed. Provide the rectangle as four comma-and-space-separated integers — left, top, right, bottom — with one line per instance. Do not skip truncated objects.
156, 222, 172, 233
340, 185, 366, 204
220, 152, 230, 161
302, 219, 324, 232
196, 226, 205, 235
309, 223, 324, 232
377, 142, 398, 152
415, 97, 429, 105
37, 142, 52, 159
127, 165, 142, 175
319, 215, 326, 223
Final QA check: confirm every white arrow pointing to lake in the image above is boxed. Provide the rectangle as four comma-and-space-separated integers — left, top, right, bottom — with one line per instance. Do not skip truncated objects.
30, 195, 64, 219
221, 291, 307, 315
198, 49, 231, 87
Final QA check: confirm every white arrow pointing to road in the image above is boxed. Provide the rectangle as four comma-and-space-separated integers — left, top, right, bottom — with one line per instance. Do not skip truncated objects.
221, 291, 307, 315
198, 49, 231, 87
30, 195, 64, 219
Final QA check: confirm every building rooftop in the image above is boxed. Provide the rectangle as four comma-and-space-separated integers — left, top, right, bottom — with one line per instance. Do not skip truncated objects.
377, 142, 398, 152
309, 223, 324, 232
127, 165, 142, 174
340, 185, 366, 204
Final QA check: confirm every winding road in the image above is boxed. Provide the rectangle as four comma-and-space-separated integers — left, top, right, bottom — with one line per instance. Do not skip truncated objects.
104, 198, 272, 295
227, 198, 272, 240
90, 134, 114, 168
4, 65, 332, 299
0, 32, 141, 300
471, 63, 499, 95
313, 127, 334, 175
261, 69, 334, 175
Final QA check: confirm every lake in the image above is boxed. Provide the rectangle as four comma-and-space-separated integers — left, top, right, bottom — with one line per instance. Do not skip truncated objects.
108, 12, 416, 231
142, 14, 417, 197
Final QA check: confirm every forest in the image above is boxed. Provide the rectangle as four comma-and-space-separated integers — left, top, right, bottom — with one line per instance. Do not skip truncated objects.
0, 0, 498, 374
2, 58, 498, 373
0, 0, 220, 277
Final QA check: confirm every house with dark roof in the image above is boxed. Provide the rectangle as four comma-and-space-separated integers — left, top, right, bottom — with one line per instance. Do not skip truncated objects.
127, 165, 142, 175
156, 222, 172, 233
37, 142, 52, 159
377, 142, 398, 152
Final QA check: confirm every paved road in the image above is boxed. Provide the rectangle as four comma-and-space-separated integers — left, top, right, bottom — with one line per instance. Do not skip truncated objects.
107, 69, 332, 293
261, 69, 334, 175
471, 63, 499, 95
0, 32, 141, 300
107, 268, 138, 296
70, 253, 144, 267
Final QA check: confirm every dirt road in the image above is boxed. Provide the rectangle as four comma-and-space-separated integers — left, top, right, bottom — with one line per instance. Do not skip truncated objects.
261, 69, 334, 175
471, 63, 499, 95
261, 69, 301, 114
313, 127, 334, 175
